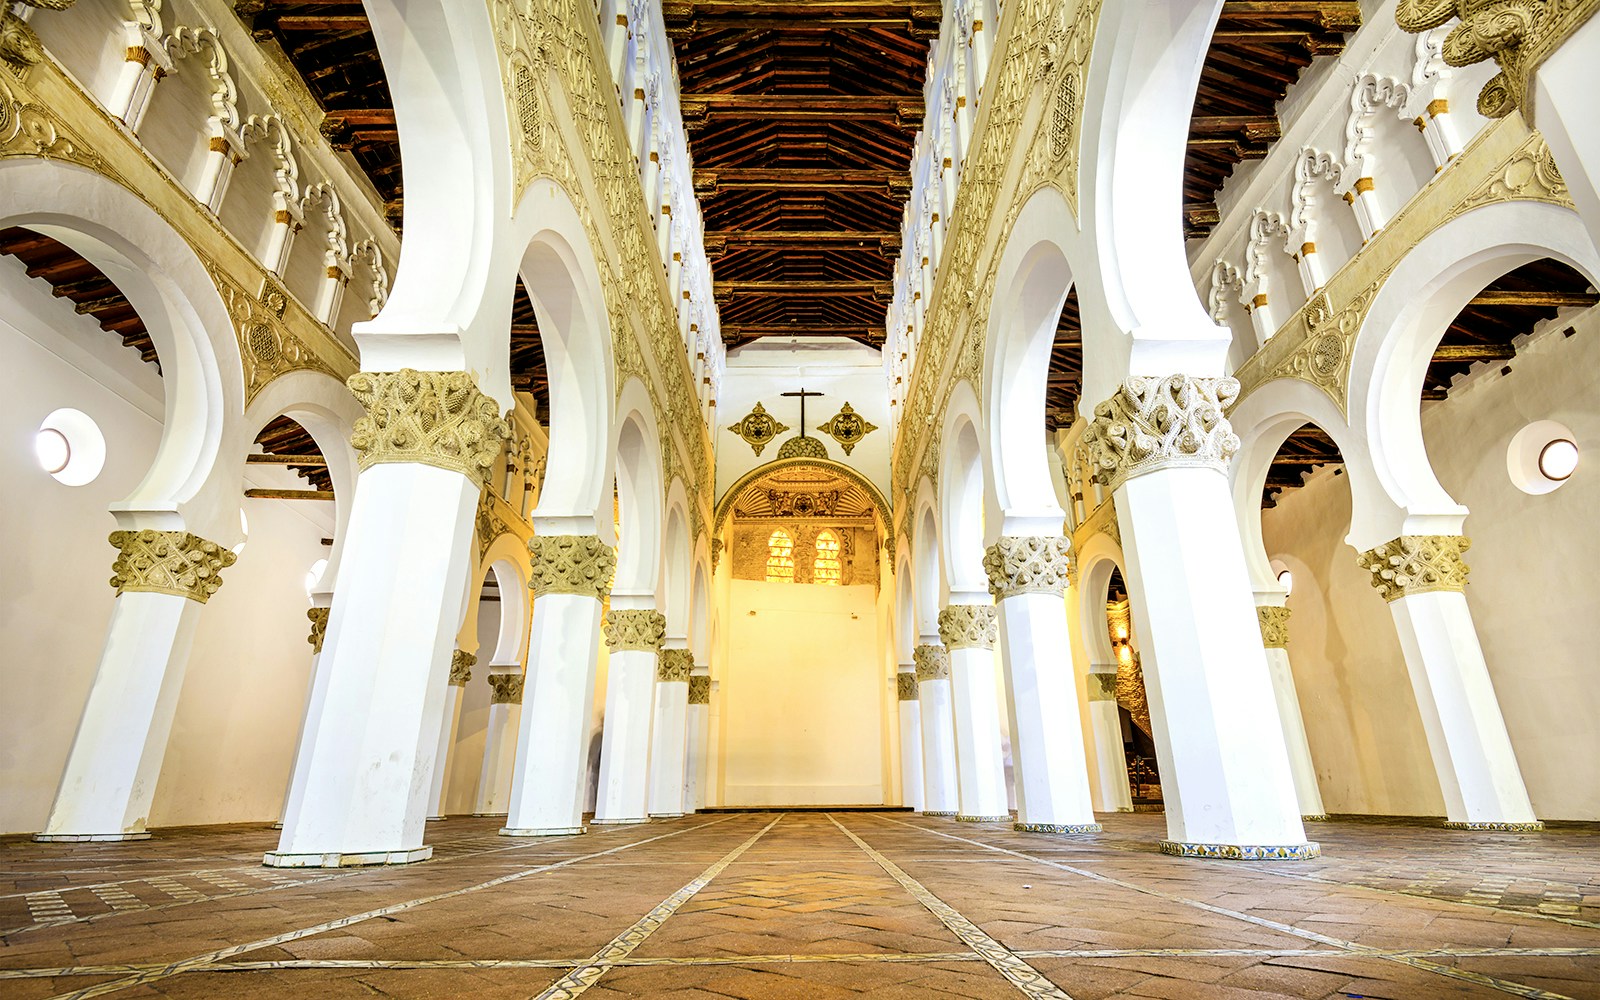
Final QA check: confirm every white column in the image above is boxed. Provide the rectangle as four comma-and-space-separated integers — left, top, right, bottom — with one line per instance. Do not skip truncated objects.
593, 608, 664, 825
107, 21, 171, 130
473, 669, 523, 816
502, 535, 614, 837
426, 651, 474, 820
914, 643, 959, 815
1256, 606, 1326, 821
1356, 536, 1540, 829
38, 531, 234, 842
276, 605, 331, 829
1083, 376, 1314, 859
685, 672, 710, 812
985, 538, 1100, 833
268, 371, 507, 867
648, 647, 692, 818
1084, 665, 1134, 812
938, 606, 1011, 822
896, 669, 924, 810
194, 120, 244, 214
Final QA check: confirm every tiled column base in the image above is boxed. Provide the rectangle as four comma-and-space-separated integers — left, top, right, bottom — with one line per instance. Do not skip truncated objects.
956, 814, 1012, 823
649, 812, 685, 819
1302, 814, 1330, 822
501, 825, 587, 837
33, 832, 152, 843
1015, 822, 1103, 834
262, 846, 433, 868
922, 810, 957, 818
470, 812, 507, 818
590, 817, 650, 826
1444, 820, 1545, 832
1159, 840, 1320, 861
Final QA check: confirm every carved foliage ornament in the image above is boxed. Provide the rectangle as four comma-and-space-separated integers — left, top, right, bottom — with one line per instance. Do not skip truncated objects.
0, 1, 79, 71
1082, 375, 1241, 492
1257, 606, 1292, 649
109, 529, 236, 604
306, 607, 330, 654
938, 604, 998, 651
913, 643, 949, 681
897, 672, 919, 701
688, 675, 711, 705
347, 370, 510, 489
984, 535, 1073, 599
1355, 535, 1471, 602
657, 648, 694, 682
450, 650, 477, 686
212, 267, 341, 405
528, 534, 616, 599
488, 672, 524, 704
603, 609, 667, 652
727, 402, 789, 456
817, 403, 878, 456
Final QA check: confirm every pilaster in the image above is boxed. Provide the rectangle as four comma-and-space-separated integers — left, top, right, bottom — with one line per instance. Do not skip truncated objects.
595, 610, 666, 825
938, 605, 1010, 823
913, 642, 959, 816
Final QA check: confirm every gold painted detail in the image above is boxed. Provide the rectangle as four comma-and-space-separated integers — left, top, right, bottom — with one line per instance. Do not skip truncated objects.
528, 535, 616, 599
1, 1, 80, 71
938, 605, 998, 651
347, 370, 510, 488
1257, 606, 1292, 649
1015, 822, 1102, 834
816, 403, 878, 456
657, 648, 694, 682
897, 672, 919, 701
777, 435, 829, 460
726, 402, 789, 456
1443, 820, 1544, 832
1086, 672, 1117, 702
1071, 495, 1120, 553
475, 490, 512, 559
1082, 376, 1241, 492
913, 644, 949, 682
487, 672, 524, 705
208, 266, 343, 406
983, 535, 1072, 599
108, 529, 236, 604
450, 650, 477, 686
306, 607, 330, 654
603, 609, 667, 652
687, 675, 711, 705
1159, 840, 1320, 860
1355, 535, 1471, 602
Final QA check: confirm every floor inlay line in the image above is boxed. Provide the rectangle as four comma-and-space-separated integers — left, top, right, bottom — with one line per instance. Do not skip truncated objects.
38, 815, 740, 1000
534, 814, 784, 999
879, 815, 1583, 1000
826, 814, 1075, 1000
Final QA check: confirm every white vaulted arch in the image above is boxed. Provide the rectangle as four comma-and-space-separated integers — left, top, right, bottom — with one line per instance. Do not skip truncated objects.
613, 378, 665, 598
937, 381, 987, 601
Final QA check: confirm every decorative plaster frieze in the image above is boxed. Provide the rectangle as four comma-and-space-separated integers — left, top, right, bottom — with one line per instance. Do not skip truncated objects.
1257, 606, 1292, 649
487, 672, 524, 705
983, 535, 1073, 599
1081, 376, 1241, 492
209, 265, 343, 405
657, 648, 694, 682
896, 672, 919, 701
449, 650, 477, 686
602, 609, 666, 653
528, 534, 615, 599
306, 607, 330, 654
913, 644, 949, 682
688, 675, 711, 705
108, 529, 235, 604
347, 369, 510, 488
1355, 535, 1471, 602
937, 605, 998, 651
1, 2, 81, 71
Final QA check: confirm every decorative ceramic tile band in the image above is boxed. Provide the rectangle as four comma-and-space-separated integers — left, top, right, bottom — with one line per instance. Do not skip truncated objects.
1443, 820, 1545, 832
1014, 822, 1103, 834
1301, 814, 1330, 822
956, 814, 1012, 823
1158, 840, 1321, 861
922, 811, 957, 818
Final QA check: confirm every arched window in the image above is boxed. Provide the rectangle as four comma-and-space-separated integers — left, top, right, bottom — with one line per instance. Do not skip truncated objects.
813, 529, 841, 585
766, 528, 795, 582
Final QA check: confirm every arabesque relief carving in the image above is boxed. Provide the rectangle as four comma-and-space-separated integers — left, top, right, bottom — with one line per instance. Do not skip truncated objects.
1257, 606, 1292, 649
450, 650, 477, 686
657, 648, 694, 682
306, 607, 330, 654
1355, 535, 1471, 602
347, 369, 511, 488
688, 675, 711, 705
528, 534, 616, 599
897, 672, 919, 701
938, 604, 998, 651
913, 643, 949, 681
487, 672, 524, 704
983, 535, 1073, 599
1082, 375, 1241, 491
602, 609, 667, 652
109, 529, 236, 604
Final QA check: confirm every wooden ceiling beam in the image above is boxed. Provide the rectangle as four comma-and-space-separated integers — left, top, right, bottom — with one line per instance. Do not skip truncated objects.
1429, 343, 1516, 362
1468, 290, 1599, 307
716, 280, 892, 297
248, 453, 329, 466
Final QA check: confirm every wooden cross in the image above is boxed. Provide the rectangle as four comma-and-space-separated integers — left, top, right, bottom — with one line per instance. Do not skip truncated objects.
781, 387, 824, 436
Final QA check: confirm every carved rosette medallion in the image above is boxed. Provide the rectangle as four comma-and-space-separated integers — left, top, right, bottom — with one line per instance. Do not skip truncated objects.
726, 402, 789, 456
896, 672, 919, 701
487, 672, 524, 705
1355, 535, 1471, 602
913, 644, 949, 682
528, 535, 616, 599
657, 648, 694, 682
603, 609, 667, 653
1081, 375, 1241, 492
1257, 606, 1292, 649
817, 402, 878, 456
346, 369, 510, 488
306, 607, 330, 654
449, 650, 477, 686
938, 605, 998, 651
983, 535, 1073, 599
688, 675, 711, 705
108, 530, 236, 604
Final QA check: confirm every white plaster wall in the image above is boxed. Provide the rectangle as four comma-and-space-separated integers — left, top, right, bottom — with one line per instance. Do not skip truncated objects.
1263, 311, 1600, 820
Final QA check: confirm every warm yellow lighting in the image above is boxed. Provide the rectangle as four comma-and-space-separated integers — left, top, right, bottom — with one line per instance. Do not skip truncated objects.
766, 528, 795, 583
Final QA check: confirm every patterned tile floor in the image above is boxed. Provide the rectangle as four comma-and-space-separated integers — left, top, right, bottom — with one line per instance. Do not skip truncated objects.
0, 812, 1597, 998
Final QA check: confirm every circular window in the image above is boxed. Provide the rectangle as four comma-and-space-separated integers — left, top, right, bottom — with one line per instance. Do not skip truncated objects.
1507, 421, 1580, 495
35, 408, 107, 486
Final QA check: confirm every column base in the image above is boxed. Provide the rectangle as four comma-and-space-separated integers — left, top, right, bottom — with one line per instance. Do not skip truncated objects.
956, 814, 1012, 823
262, 846, 434, 868
1443, 820, 1544, 832
1301, 814, 1330, 823
1159, 840, 1320, 861
426, 816, 447, 822
33, 832, 151, 843
648, 812, 685, 819
1115, 806, 1135, 813
590, 817, 649, 826
471, 812, 508, 818
922, 810, 957, 817
1015, 822, 1102, 834
500, 825, 587, 837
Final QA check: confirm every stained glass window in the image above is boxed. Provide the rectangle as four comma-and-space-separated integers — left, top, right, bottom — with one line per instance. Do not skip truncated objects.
814, 530, 841, 585
766, 528, 795, 582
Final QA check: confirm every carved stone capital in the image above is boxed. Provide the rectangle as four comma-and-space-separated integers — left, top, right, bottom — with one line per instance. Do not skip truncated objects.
347, 369, 510, 488
1081, 375, 1241, 491
108, 530, 236, 604
306, 607, 330, 654
1257, 606, 1292, 649
897, 672, 919, 701
1355, 535, 1471, 602
487, 672, 524, 704
657, 648, 694, 682
983, 535, 1072, 599
449, 650, 477, 686
529, 535, 616, 599
603, 609, 667, 652
913, 643, 949, 681
1086, 671, 1118, 701
688, 675, 711, 705
938, 604, 997, 650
